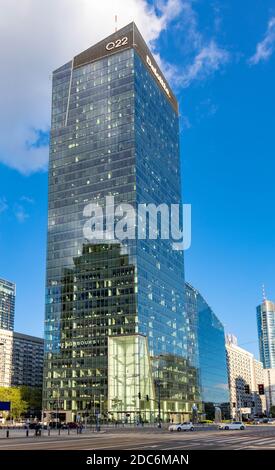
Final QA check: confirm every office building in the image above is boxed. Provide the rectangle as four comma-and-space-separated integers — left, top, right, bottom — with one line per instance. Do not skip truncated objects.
0, 329, 13, 387
0, 328, 44, 388
43, 23, 200, 423
257, 299, 275, 369
185, 283, 229, 419
263, 368, 275, 414
0, 278, 15, 331
226, 334, 266, 418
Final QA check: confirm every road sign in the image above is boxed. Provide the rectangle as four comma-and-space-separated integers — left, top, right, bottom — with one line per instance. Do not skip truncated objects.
0, 401, 11, 411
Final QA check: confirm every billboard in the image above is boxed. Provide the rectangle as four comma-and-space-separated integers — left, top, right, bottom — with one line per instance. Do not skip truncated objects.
240, 407, 251, 414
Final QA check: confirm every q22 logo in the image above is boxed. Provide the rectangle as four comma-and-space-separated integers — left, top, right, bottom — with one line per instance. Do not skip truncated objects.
106, 36, 128, 51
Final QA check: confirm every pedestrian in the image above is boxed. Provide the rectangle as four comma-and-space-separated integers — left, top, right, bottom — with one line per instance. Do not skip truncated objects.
35, 422, 41, 437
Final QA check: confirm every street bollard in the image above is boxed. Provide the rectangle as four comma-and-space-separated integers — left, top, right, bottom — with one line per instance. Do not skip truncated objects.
68, 428, 70, 435
6, 430, 9, 438
26, 429, 29, 437
48, 428, 50, 436
58, 428, 61, 435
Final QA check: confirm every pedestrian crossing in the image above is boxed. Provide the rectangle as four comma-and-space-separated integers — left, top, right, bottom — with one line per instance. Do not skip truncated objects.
1, 428, 275, 450
153, 432, 275, 449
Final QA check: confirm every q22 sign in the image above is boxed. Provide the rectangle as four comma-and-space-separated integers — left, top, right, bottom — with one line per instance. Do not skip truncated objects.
106, 36, 128, 51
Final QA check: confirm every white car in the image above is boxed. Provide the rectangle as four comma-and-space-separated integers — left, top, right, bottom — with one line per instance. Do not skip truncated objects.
219, 421, 246, 431
169, 422, 194, 432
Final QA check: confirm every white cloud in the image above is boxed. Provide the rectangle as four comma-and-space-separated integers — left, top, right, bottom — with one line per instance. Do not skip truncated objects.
0, 0, 182, 175
0, 198, 8, 214
13, 204, 29, 223
20, 196, 35, 204
248, 16, 275, 65
176, 41, 229, 88
0, 0, 229, 174
0, 196, 34, 221
153, 3, 230, 90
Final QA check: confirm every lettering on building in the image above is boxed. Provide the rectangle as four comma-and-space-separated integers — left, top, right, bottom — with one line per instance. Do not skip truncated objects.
146, 55, 171, 98
106, 36, 128, 51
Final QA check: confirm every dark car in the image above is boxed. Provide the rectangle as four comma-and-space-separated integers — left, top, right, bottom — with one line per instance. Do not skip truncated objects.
63, 422, 78, 429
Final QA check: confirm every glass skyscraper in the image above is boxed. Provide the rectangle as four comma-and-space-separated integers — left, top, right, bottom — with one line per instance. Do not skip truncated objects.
0, 278, 15, 331
43, 22, 200, 424
257, 299, 275, 369
185, 282, 229, 419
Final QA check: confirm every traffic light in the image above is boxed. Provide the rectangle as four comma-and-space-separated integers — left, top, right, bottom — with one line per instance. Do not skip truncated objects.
258, 384, 265, 395
146, 395, 149, 401
244, 384, 250, 394
138, 392, 141, 400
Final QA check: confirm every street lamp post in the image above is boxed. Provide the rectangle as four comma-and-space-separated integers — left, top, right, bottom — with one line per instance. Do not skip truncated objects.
51, 389, 60, 429
157, 379, 161, 428
156, 354, 163, 428
56, 399, 58, 428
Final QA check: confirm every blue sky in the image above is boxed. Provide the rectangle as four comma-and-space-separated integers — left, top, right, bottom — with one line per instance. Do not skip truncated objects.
0, 0, 275, 357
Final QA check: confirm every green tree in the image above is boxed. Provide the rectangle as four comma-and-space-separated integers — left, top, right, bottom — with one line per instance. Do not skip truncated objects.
0, 387, 28, 419
20, 386, 42, 413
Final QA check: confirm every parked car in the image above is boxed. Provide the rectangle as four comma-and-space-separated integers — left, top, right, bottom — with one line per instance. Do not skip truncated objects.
61, 422, 78, 429
263, 418, 274, 424
219, 421, 245, 430
28, 422, 37, 429
169, 422, 194, 432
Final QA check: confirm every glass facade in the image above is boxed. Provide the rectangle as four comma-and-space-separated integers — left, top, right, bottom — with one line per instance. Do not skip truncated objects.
257, 300, 275, 369
0, 278, 15, 331
185, 282, 229, 419
43, 22, 199, 423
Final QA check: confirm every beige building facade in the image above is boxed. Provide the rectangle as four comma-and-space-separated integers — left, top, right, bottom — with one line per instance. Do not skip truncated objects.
226, 334, 266, 418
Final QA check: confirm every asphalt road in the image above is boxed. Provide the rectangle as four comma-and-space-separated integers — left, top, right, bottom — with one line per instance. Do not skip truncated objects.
0, 426, 275, 450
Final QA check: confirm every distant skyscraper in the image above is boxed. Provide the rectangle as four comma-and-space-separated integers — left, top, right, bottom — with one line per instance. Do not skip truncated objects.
43, 23, 199, 423
185, 282, 229, 419
0, 278, 15, 331
257, 299, 275, 368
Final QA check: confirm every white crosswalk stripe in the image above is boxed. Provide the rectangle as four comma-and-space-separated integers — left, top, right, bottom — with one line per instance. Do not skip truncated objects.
243, 437, 275, 446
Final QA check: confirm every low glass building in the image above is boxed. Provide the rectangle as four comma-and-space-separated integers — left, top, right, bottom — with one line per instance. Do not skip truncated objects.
185, 282, 230, 419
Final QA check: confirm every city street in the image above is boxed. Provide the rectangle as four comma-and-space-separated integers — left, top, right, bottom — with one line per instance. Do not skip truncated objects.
0, 426, 275, 450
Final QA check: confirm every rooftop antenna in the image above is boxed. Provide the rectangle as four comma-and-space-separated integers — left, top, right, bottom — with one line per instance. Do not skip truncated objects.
115, 15, 118, 32
262, 284, 267, 302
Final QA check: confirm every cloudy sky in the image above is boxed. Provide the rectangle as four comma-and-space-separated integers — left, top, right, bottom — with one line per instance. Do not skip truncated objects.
0, 0, 275, 356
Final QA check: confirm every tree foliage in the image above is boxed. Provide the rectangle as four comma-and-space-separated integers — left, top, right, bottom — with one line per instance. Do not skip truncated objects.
0, 386, 42, 418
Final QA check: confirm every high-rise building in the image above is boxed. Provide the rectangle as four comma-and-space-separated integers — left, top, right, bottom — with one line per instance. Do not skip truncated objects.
0, 329, 13, 387
185, 283, 229, 419
0, 278, 15, 331
257, 299, 275, 369
43, 23, 200, 423
226, 334, 266, 418
0, 328, 44, 388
